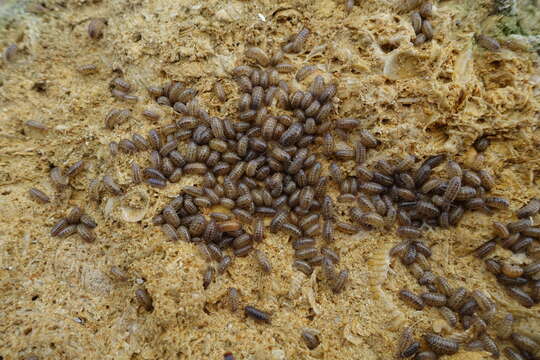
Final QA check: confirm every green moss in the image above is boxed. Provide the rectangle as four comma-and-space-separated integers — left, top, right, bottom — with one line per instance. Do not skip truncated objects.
514, 0, 540, 35
497, 16, 525, 36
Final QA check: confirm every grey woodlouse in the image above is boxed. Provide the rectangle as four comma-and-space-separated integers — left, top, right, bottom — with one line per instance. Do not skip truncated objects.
244, 306, 271, 323
399, 289, 425, 310
29, 188, 50, 203
424, 334, 459, 355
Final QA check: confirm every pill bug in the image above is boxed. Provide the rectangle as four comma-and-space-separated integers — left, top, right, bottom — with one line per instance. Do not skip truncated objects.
397, 226, 422, 239
484, 196, 510, 209
65, 206, 82, 224
502, 263, 524, 278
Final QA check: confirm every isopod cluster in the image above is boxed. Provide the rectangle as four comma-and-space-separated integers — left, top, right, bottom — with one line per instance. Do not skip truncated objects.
478, 198, 540, 308
410, 2, 434, 46
50, 206, 97, 242
21, 19, 537, 358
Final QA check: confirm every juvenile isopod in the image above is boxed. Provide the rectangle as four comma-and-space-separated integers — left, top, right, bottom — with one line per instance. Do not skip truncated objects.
497, 313, 513, 339
475, 34, 501, 51
419, 2, 433, 18
77, 64, 98, 75
110, 266, 128, 281
77, 224, 96, 242
301, 329, 320, 350
254, 249, 272, 273
29, 188, 50, 203
135, 288, 154, 311
3, 43, 17, 62
245, 47, 269, 66
332, 269, 348, 293
88, 18, 107, 39
50, 167, 69, 189
296, 65, 317, 81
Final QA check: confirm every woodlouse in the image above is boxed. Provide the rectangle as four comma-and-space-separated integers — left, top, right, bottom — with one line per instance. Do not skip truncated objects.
476, 34, 501, 51
4, 43, 17, 62
511, 333, 539, 354
301, 329, 320, 350
88, 18, 106, 39
29, 188, 50, 203
244, 306, 271, 323
399, 289, 425, 310
517, 198, 540, 218
506, 287, 533, 308
424, 334, 459, 355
